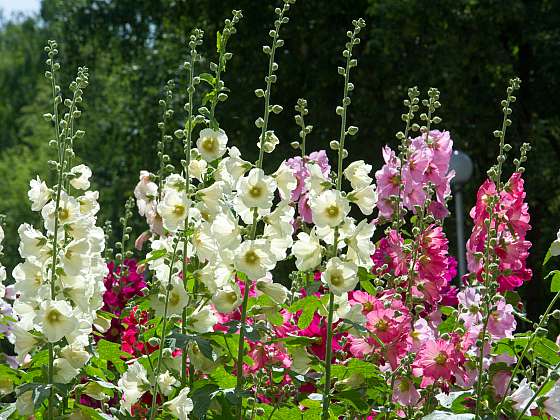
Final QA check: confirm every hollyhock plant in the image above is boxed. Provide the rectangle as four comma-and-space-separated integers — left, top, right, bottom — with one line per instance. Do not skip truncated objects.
5, 4, 560, 420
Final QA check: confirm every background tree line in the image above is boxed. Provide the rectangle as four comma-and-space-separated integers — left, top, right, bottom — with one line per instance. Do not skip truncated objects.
0, 0, 559, 324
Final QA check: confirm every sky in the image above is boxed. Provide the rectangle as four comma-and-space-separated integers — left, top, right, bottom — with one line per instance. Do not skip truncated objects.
0, 0, 40, 16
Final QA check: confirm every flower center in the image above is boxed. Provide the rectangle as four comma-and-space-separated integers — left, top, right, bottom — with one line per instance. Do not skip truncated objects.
46, 309, 62, 324
375, 319, 389, 332
201, 137, 216, 153
59, 207, 70, 221
326, 205, 339, 218
173, 204, 185, 217
434, 351, 448, 366
329, 271, 344, 287
169, 291, 180, 306
398, 379, 410, 392
226, 291, 238, 304
249, 185, 263, 198
244, 250, 260, 266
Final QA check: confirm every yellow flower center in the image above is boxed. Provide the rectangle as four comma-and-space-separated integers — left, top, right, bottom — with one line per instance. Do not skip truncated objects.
226, 291, 238, 304
201, 137, 216, 153
329, 271, 344, 287
249, 185, 262, 198
169, 291, 181, 306
434, 352, 447, 366
59, 207, 70, 221
173, 204, 185, 217
46, 309, 62, 324
244, 250, 260, 265
375, 319, 389, 332
326, 205, 339, 218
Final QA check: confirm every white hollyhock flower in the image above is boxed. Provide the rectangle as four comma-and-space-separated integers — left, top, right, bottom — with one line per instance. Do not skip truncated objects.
236, 168, 277, 209
198, 181, 225, 217
78, 190, 100, 217
211, 212, 241, 250
69, 164, 92, 190
544, 381, 560, 419
152, 277, 189, 317
199, 263, 233, 294
164, 174, 187, 192
310, 189, 350, 228
13, 301, 37, 331
158, 371, 178, 396
258, 130, 280, 153
13, 326, 38, 357
60, 343, 91, 369
118, 361, 149, 415
13, 260, 46, 300
551, 229, 560, 257
322, 257, 358, 296
344, 160, 373, 190
28, 176, 51, 211
157, 190, 190, 232
164, 386, 194, 420
53, 357, 80, 383
42, 192, 82, 233
346, 219, 375, 268
214, 146, 251, 190
196, 128, 228, 162
305, 162, 330, 196
292, 229, 322, 271
134, 170, 158, 216
35, 300, 78, 342
192, 224, 219, 263
61, 238, 91, 276
234, 240, 276, 280
212, 284, 242, 313
18, 223, 50, 263
188, 158, 208, 182
349, 184, 377, 215
256, 278, 288, 304
274, 162, 297, 201
511, 379, 537, 412
190, 305, 218, 333
263, 202, 295, 261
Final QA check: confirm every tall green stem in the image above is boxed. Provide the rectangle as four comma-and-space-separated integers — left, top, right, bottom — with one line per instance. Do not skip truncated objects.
149, 239, 180, 419
321, 19, 364, 420
235, 3, 291, 397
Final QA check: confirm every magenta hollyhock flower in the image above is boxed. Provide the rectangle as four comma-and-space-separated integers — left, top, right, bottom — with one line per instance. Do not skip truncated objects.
371, 230, 408, 276
466, 172, 532, 291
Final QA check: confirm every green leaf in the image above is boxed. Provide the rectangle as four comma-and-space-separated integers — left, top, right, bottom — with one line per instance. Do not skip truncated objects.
97, 339, 131, 373
138, 248, 166, 265
298, 301, 319, 330
191, 384, 220, 418
209, 366, 236, 388
550, 271, 560, 292
199, 72, 215, 87
216, 31, 222, 53
543, 248, 552, 266
289, 295, 319, 313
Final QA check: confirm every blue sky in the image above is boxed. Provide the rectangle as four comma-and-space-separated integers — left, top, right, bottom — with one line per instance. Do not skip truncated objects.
0, 0, 41, 16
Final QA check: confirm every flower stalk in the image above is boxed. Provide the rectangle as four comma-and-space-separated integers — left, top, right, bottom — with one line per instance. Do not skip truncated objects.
322, 18, 365, 420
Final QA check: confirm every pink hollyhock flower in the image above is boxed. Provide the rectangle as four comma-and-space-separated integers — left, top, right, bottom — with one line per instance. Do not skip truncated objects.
371, 230, 408, 276
409, 318, 435, 352
487, 299, 516, 339
466, 172, 532, 291
457, 287, 483, 328
413, 338, 461, 388
393, 378, 420, 406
